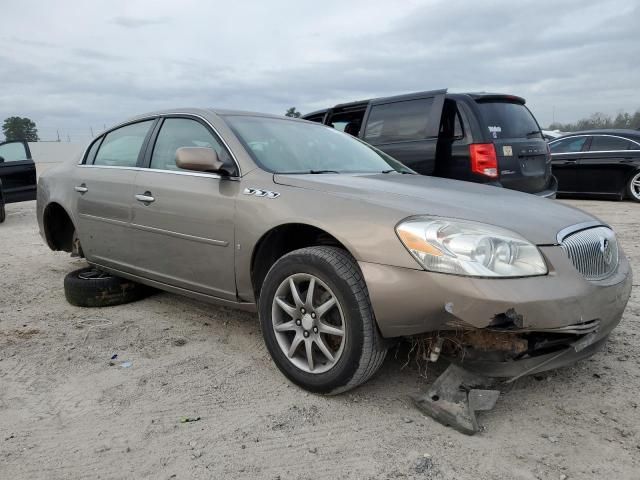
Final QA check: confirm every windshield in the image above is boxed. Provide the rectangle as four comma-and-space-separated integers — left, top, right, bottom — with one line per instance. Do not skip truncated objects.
477, 102, 542, 140
224, 115, 412, 174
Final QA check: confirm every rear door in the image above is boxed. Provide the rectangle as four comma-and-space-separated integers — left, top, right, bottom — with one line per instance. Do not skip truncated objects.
576, 135, 639, 194
0, 140, 36, 203
549, 135, 590, 193
474, 101, 551, 194
75, 119, 156, 271
360, 90, 446, 175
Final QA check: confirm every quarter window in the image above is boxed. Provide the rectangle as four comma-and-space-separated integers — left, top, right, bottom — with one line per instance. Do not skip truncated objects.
364, 99, 432, 144
549, 136, 587, 153
84, 137, 103, 164
93, 120, 153, 167
589, 136, 633, 152
150, 118, 234, 172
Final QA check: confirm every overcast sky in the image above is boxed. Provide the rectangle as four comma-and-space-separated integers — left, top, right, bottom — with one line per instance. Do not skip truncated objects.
1, 0, 638, 142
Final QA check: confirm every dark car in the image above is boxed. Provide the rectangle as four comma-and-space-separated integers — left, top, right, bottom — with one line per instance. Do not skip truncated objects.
303, 89, 557, 197
0, 140, 37, 222
549, 130, 640, 202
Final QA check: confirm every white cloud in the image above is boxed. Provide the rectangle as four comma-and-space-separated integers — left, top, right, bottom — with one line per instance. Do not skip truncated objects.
0, 0, 638, 142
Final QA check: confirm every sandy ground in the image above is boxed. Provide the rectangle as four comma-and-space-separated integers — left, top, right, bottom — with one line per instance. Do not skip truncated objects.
1, 197, 639, 480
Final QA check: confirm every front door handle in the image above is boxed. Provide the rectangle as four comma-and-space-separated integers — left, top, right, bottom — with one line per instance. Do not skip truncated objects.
74, 184, 88, 193
135, 192, 155, 204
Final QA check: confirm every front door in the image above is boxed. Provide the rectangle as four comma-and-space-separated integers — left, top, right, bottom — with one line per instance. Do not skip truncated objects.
131, 117, 238, 300
0, 140, 36, 203
75, 119, 156, 270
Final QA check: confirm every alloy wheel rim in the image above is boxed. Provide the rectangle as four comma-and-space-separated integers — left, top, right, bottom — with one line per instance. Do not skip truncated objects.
631, 173, 640, 201
271, 273, 346, 374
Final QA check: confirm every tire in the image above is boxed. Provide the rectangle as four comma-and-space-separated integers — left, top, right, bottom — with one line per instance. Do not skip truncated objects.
0, 196, 5, 224
259, 246, 387, 394
64, 266, 153, 308
627, 171, 640, 202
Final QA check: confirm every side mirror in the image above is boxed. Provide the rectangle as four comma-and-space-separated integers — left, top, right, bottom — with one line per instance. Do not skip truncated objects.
175, 147, 226, 174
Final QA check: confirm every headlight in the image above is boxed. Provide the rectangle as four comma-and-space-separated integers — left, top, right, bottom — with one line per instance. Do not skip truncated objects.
396, 217, 547, 277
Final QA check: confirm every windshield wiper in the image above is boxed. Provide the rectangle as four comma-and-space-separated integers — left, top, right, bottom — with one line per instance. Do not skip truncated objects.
525, 130, 542, 138
308, 169, 340, 174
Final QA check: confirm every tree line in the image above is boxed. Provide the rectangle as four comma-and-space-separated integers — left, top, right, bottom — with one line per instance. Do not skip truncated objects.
548, 110, 640, 132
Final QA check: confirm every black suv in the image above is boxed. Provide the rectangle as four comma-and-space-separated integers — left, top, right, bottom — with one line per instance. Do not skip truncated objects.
303, 89, 557, 197
0, 140, 37, 223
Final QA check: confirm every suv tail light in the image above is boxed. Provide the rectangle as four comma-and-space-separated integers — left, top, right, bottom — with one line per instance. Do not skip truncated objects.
469, 143, 498, 178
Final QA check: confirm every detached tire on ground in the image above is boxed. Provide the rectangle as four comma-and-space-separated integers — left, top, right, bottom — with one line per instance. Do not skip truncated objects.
64, 267, 152, 308
259, 246, 387, 395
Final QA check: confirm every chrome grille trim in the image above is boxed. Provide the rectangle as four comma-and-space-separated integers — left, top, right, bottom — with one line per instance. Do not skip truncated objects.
560, 226, 618, 281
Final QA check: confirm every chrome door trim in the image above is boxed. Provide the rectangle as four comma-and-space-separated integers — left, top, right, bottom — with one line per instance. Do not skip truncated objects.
78, 213, 129, 227
130, 222, 229, 247
77, 112, 243, 177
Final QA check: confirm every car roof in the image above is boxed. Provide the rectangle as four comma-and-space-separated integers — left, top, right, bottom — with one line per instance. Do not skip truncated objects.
553, 129, 640, 141
125, 107, 309, 124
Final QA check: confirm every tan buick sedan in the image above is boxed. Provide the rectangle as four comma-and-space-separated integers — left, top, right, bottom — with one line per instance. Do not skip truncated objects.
37, 109, 632, 394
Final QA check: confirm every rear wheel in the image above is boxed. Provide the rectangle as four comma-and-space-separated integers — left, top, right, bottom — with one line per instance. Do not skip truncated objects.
259, 246, 387, 394
627, 171, 640, 202
64, 266, 153, 307
0, 196, 5, 223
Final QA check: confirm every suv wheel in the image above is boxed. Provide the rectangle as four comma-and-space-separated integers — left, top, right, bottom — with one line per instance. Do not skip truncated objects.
259, 246, 387, 394
64, 266, 153, 307
627, 171, 640, 202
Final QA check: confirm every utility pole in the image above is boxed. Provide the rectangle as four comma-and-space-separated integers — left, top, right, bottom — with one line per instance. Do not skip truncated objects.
56, 129, 60, 142
90, 126, 94, 137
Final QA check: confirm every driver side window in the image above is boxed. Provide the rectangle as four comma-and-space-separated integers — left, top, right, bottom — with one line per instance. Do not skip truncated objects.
150, 118, 234, 173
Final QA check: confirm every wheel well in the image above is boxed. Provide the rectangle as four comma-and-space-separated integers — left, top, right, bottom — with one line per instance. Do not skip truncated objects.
43, 203, 75, 252
251, 224, 348, 298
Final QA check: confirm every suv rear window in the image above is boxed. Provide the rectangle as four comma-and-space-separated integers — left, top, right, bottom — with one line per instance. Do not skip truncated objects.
476, 102, 541, 140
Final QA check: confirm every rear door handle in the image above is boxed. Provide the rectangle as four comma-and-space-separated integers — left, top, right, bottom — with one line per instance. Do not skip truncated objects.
135, 192, 155, 204
74, 184, 88, 193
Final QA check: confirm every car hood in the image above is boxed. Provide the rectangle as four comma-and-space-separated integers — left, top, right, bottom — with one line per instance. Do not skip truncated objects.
273, 173, 599, 245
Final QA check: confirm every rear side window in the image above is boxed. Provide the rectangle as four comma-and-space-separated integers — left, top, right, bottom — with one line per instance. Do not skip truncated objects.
477, 102, 541, 140
93, 120, 153, 167
588, 136, 633, 152
364, 99, 432, 144
150, 118, 234, 172
550, 136, 588, 153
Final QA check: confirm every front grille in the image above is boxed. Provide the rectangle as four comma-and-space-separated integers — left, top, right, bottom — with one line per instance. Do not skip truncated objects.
560, 226, 618, 281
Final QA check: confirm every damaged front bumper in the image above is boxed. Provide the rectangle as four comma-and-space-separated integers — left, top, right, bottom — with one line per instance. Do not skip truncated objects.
360, 245, 632, 377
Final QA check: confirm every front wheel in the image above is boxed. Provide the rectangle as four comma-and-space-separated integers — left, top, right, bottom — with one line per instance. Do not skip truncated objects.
627, 171, 640, 202
259, 246, 387, 394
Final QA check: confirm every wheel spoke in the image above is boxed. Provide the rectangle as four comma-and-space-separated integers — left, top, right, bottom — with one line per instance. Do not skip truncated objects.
318, 320, 344, 337
314, 337, 334, 362
315, 296, 336, 318
305, 277, 316, 307
275, 297, 297, 318
274, 320, 296, 332
305, 339, 314, 371
289, 278, 304, 308
288, 333, 303, 358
